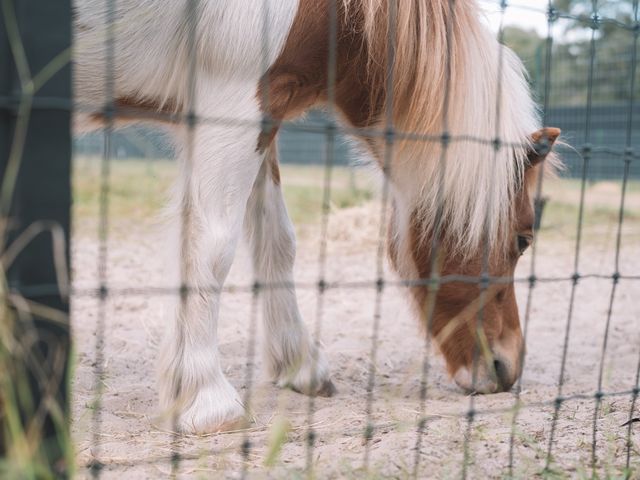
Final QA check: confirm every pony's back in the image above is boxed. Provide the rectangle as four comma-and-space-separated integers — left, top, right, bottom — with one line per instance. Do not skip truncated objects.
74, 0, 298, 114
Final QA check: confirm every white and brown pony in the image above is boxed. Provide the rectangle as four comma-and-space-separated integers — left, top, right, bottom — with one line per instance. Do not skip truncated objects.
74, 0, 561, 433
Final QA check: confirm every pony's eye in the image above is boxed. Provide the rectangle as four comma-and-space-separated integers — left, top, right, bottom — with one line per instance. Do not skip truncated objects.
517, 235, 532, 254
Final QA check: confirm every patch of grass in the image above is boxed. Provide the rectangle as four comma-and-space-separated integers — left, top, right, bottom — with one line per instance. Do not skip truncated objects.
536, 178, 640, 247
542, 200, 640, 228
282, 184, 373, 225
73, 158, 375, 229
73, 157, 176, 223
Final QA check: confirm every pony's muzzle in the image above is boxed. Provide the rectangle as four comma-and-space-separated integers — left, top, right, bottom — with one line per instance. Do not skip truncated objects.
453, 353, 522, 394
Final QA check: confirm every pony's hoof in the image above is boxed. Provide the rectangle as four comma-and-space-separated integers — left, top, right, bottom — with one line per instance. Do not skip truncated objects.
274, 345, 335, 398
315, 378, 337, 397
290, 377, 337, 397
161, 384, 246, 435
179, 410, 246, 435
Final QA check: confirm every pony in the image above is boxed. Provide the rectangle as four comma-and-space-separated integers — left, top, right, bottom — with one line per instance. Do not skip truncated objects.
74, 0, 561, 433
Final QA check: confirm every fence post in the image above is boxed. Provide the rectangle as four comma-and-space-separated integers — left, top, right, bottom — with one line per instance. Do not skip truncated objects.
0, 0, 72, 477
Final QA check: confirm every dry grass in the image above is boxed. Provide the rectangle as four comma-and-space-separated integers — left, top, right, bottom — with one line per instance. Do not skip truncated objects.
73, 158, 375, 236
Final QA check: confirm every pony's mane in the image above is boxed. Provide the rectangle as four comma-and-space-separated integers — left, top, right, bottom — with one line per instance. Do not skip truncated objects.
344, 0, 558, 256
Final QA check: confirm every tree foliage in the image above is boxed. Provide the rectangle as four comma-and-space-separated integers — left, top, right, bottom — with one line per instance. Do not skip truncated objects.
502, 0, 639, 105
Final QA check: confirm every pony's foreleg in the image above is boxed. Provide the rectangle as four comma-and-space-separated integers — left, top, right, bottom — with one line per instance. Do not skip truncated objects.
157, 91, 265, 433
244, 148, 335, 397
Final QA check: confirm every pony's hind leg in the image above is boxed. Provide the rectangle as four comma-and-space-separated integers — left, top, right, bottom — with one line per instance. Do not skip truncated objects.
157, 83, 265, 434
244, 147, 335, 397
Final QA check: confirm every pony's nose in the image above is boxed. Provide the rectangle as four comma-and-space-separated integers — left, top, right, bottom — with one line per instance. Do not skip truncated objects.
453, 355, 519, 394
493, 358, 516, 392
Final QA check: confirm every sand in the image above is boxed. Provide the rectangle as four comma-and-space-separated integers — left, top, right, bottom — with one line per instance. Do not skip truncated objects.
71, 202, 640, 479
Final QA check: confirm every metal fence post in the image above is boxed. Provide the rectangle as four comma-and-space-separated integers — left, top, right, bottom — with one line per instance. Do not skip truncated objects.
0, 0, 71, 477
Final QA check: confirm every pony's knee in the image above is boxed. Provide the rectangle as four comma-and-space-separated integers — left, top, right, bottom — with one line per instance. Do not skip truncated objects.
201, 225, 242, 281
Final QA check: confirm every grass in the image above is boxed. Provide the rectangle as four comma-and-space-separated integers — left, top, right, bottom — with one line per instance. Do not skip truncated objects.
542, 179, 640, 222
536, 177, 640, 251
74, 157, 176, 223
73, 158, 376, 230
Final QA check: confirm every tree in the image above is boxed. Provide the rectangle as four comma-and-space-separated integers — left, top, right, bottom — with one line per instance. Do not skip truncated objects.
501, 1, 639, 105
554, 0, 635, 26
503, 26, 543, 67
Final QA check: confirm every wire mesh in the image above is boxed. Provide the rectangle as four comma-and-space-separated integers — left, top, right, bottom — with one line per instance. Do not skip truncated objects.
2, 0, 640, 478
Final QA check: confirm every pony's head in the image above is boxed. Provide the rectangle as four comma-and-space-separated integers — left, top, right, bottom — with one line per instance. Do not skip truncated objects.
388, 129, 560, 393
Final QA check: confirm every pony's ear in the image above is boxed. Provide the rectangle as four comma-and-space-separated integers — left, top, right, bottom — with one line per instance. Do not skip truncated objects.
527, 127, 561, 168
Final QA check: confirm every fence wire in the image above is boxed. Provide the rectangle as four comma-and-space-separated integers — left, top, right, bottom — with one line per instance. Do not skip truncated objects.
2, 0, 640, 478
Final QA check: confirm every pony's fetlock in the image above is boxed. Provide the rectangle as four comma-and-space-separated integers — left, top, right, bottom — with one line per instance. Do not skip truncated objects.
273, 342, 335, 398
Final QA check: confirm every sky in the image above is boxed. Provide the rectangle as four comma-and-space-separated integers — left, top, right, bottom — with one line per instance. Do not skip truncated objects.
478, 0, 551, 35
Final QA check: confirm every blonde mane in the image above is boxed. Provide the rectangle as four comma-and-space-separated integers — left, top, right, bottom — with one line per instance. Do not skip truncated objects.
344, 0, 557, 256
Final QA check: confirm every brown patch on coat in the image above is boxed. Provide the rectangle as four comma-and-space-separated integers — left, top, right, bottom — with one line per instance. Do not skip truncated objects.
387, 201, 400, 273
89, 96, 181, 125
403, 132, 558, 380
257, 0, 384, 153
266, 148, 281, 186
407, 213, 519, 377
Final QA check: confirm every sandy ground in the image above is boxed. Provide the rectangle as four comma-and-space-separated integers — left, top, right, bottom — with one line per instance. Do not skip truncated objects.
70, 199, 640, 479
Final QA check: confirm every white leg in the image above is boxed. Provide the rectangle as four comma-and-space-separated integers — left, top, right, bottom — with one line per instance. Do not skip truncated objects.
157, 82, 265, 434
244, 148, 335, 397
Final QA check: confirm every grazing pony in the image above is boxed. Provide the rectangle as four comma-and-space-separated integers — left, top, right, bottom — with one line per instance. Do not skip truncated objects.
74, 0, 561, 433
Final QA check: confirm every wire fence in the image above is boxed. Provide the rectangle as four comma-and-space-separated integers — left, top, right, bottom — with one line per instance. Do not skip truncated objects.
2, 0, 640, 478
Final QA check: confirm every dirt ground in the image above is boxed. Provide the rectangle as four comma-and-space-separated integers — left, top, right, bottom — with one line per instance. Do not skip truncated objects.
71, 188, 640, 479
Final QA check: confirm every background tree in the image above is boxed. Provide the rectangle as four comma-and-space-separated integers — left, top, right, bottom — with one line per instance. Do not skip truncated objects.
502, 0, 638, 105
